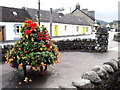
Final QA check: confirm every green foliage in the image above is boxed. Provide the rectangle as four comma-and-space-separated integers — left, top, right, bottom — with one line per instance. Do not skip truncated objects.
5, 20, 60, 70
97, 22, 101, 25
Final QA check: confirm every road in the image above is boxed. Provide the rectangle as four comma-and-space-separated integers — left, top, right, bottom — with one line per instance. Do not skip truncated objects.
0, 32, 119, 89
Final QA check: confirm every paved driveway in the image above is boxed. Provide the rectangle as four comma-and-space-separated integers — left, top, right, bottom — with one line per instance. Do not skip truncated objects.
1, 49, 118, 88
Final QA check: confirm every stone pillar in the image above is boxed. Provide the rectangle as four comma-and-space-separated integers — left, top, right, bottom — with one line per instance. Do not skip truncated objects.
95, 27, 109, 52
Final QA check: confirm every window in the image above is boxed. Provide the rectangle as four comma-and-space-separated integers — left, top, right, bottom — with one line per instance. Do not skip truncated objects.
59, 16, 62, 19
14, 25, 22, 34
65, 25, 67, 31
16, 26, 19, 33
86, 27, 89, 32
12, 11, 17, 16
76, 26, 79, 32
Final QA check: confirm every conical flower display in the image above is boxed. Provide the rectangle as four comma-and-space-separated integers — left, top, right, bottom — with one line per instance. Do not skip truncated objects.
5, 20, 60, 72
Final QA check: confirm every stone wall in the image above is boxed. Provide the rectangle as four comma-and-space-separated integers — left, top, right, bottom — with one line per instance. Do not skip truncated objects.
1, 37, 108, 61
59, 58, 120, 90
54, 38, 108, 52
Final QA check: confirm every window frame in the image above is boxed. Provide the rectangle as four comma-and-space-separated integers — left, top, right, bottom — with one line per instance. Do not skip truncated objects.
76, 26, 79, 32
65, 25, 67, 31
86, 27, 89, 32
14, 24, 22, 35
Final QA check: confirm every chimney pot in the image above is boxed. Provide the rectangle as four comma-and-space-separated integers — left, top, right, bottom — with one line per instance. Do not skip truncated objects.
76, 3, 80, 9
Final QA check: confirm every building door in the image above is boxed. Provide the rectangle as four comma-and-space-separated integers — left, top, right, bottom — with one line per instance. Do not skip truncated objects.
54, 25, 58, 36
0, 26, 4, 41
82, 27, 85, 34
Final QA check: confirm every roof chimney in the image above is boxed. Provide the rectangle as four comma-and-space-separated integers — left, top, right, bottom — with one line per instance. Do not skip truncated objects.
88, 11, 95, 19
22, 7, 27, 10
76, 3, 80, 9
82, 8, 88, 14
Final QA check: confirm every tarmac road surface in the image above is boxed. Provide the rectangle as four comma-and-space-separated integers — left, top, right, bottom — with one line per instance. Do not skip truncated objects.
0, 32, 119, 89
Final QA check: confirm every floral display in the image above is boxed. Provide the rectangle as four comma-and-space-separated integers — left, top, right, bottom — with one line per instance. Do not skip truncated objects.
5, 20, 60, 74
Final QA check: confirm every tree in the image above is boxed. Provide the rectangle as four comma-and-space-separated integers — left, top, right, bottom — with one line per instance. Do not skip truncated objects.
97, 21, 101, 25
5, 20, 60, 76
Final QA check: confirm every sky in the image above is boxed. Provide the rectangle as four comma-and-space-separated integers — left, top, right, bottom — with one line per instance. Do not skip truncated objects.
0, 0, 119, 22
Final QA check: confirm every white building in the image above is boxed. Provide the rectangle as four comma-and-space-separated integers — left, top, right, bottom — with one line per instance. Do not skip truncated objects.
0, 6, 92, 41
111, 21, 120, 32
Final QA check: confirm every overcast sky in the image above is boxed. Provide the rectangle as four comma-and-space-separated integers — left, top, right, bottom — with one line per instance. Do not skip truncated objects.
0, 0, 119, 22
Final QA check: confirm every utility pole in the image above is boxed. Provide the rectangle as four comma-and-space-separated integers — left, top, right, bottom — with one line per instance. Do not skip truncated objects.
38, 0, 40, 25
50, 8, 53, 37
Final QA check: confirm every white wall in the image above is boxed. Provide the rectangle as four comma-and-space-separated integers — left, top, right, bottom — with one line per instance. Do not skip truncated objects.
51, 23, 92, 36
0, 22, 50, 41
0, 22, 22, 41
0, 22, 92, 41
85, 26, 92, 34
40, 22, 50, 33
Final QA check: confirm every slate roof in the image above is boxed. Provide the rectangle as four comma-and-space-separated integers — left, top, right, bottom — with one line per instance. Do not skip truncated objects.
113, 20, 120, 24
26, 8, 91, 26
0, 6, 91, 26
0, 6, 32, 22
71, 8, 95, 21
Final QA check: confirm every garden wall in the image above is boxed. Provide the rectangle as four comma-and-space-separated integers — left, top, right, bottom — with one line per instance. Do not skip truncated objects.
54, 38, 108, 52
1, 36, 108, 62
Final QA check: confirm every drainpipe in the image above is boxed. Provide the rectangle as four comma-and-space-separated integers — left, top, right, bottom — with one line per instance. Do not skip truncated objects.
50, 8, 53, 37
38, 0, 40, 25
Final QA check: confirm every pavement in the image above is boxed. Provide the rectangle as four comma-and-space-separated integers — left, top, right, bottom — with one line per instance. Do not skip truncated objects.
0, 31, 119, 89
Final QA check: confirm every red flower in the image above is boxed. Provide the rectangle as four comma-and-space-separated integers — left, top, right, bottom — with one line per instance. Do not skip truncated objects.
27, 23, 36, 27
37, 37, 43, 40
27, 23, 37, 30
48, 43, 53, 46
27, 20, 32, 24
44, 37, 49, 40
43, 34, 47, 36
27, 23, 33, 27
31, 27, 35, 30
32, 23, 37, 27
25, 29, 31, 34
44, 44, 49, 47
42, 37, 48, 40
25, 20, 32, 24
38, 33, 42, 36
